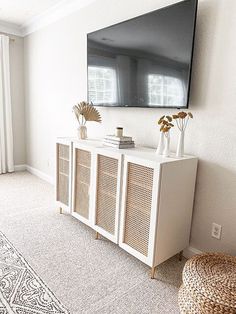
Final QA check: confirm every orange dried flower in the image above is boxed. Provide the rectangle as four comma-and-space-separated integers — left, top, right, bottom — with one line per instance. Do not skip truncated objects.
188, 112, 193, 118
178, 111, 188, 119
172, 114, 179, 119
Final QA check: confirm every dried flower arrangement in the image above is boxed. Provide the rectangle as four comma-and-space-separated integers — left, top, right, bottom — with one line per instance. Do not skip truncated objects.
157, 115, 174, 157
158, 115, 174, 135
172, 111, 193, 131
172, 111, 193, 157
73, 101, 102, 125
73, 101, 102, 139
156, 112, 194, 158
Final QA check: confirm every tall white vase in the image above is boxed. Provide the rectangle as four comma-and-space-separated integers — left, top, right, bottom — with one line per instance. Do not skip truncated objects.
156, 132, 165, 155
78, 125, 87, 140
176, 130, 185, 157
163, 132, 170, 157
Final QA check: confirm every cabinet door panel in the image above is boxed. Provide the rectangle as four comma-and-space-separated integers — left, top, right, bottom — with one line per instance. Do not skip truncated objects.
58, 144, 69, 159
74, 148, 91, 219
123, 162, 154, 257
96, 155, 118, 236
58, 173, 69, 205
57, 143, 70, 206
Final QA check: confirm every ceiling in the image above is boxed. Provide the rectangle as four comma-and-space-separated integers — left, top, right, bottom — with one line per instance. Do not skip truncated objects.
0, 0, 96, 36
0, 0, 63, 26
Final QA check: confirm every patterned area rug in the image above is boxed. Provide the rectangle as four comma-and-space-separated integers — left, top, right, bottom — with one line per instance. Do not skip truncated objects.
0, 232, 69, 314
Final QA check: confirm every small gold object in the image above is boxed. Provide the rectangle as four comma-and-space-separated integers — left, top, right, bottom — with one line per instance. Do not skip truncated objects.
95, 232, 99, 240
151, 266, 156, 279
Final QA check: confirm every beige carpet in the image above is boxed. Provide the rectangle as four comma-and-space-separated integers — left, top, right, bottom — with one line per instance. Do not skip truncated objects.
0, 171, 184, 314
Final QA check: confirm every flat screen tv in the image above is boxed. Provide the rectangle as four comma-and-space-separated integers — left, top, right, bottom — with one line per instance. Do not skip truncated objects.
87, 0, 198, 108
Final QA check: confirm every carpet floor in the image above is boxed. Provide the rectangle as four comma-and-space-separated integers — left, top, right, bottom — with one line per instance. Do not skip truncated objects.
0, 171, 185, 314
0, 231, 69, 313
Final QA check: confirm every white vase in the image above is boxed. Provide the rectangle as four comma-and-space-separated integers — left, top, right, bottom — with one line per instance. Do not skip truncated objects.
163, 132, 170, 157
78, 125, 87, 140
156, 132, 165, 155
176, 130, 185, 157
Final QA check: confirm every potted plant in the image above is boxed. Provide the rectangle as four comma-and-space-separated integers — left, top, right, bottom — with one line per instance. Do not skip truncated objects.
73, 101, 102, 139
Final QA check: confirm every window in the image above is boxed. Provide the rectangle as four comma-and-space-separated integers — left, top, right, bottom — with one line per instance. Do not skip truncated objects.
88, 66, 117, 104
148, 74, 184, 107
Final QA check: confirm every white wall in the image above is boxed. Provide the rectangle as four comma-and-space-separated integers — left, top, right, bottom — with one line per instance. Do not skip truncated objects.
9, 35, 26, 165
24, 0, 236, 254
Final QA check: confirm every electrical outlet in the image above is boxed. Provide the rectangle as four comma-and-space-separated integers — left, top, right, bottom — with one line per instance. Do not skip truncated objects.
211, 223, 222, 240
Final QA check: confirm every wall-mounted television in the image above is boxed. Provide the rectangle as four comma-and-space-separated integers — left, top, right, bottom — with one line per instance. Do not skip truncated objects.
87, 0, 198, 108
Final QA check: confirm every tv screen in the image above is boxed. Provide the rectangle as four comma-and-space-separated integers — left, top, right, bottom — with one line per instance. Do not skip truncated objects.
87, 0, 198, 108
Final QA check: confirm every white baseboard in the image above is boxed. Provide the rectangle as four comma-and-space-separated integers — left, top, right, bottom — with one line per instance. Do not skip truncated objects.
183, 246, 203, 259
26, 165, 54, 185
14, 164, 27, 171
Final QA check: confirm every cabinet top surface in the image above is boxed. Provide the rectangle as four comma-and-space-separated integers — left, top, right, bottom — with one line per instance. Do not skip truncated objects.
57, 137, 197, 163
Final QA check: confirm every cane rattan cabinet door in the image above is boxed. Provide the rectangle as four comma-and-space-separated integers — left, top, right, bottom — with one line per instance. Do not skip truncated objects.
57, 143, 70, 206
122, 161, 155, 258
73, 148, 92, 220
95, 153, 120, 241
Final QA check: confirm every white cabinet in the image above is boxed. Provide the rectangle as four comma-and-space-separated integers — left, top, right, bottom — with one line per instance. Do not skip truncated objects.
56, 138, 72, 213
56, 138, 198, 278
119, 153, 198, 277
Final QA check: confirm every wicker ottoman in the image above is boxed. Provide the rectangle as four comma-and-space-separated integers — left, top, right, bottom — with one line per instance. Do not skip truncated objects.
178, 253, 236, 313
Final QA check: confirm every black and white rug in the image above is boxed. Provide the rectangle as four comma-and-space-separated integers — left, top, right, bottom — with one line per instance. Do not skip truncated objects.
0, 231, 69, 314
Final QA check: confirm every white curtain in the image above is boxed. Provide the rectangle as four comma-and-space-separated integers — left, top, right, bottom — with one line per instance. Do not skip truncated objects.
0, 35, 14, 174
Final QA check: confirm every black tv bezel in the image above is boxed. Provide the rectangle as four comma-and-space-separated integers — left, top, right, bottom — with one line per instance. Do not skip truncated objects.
86, 0, 198, 109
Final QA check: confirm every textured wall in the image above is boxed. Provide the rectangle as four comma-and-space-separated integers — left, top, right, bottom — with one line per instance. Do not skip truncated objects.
9, 35, 26, 166
24, 0, 236, 254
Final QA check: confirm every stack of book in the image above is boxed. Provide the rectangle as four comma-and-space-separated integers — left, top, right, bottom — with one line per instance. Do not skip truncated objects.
103, 135, 135, 149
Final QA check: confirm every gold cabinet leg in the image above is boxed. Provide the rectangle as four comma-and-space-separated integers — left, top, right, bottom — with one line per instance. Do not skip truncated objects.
179, 250, 183, 261
151, 266, 156, 279
59, 207, 62, 214
95, 232, 99, 240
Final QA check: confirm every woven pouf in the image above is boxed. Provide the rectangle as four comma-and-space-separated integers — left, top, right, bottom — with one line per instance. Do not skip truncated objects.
178, 253, 236, 314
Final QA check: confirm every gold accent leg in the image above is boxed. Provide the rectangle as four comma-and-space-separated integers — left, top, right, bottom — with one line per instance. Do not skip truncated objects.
95, 232, 99, 240
59, 207, 62, 214
179, 250, 183, 261
151, 266, 156, 279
